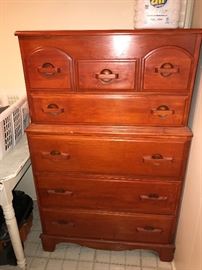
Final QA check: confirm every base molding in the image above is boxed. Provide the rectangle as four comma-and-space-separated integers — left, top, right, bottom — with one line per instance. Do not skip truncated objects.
171, 261, 176, 270
40, 233, 175, 262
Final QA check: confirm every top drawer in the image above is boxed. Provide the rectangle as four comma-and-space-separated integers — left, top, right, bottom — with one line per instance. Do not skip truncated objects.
24, 47, 73, 90
16, 31, 201, 94
142, 47, 193, 92
77, 60, 137, 91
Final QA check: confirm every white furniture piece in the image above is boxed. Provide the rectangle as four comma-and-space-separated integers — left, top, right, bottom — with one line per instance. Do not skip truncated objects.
0, 135, 30, 269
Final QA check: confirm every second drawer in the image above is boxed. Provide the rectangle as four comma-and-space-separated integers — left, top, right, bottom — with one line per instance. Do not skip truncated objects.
36, 175, 181, 215
30, 94, 188, 126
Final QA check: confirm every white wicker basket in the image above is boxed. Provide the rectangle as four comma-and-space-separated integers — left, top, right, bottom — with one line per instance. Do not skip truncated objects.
0, 95, 30, 160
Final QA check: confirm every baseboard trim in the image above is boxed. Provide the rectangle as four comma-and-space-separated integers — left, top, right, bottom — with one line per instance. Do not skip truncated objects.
172, 260, 176, 270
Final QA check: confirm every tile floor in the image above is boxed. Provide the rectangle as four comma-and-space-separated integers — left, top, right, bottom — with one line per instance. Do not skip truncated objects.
0, 202, 173, 270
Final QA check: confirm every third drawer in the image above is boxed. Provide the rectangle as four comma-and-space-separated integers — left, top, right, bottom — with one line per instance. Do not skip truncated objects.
28, 134, 190, 179
36, 174, 181, 215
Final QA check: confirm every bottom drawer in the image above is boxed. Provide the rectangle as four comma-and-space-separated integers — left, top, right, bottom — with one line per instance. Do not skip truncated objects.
41, 209, 175, 244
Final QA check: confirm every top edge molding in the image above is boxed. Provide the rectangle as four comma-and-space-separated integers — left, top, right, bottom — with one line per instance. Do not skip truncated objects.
15, 29, 202, 37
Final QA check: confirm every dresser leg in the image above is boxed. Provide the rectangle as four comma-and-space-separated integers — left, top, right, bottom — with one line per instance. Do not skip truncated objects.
158, 246, 175, 262
40, 234, 56, 252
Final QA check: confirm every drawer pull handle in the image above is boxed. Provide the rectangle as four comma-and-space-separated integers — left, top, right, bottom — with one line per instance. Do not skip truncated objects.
52, 220, 75, 227
42, 103, 64, 115
151, 105, 174, 118
47, 189, 73, 196
143, 154, 173, 166
96, 69, 119, 83
41, 150, 70, 161
155, 63, 179, 77
37, 62, 60, 77
140, 194, 168, 201
136, 226, 163, 233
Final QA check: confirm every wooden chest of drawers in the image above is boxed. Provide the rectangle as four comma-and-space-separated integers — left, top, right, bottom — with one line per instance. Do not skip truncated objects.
16, 29, 202, 261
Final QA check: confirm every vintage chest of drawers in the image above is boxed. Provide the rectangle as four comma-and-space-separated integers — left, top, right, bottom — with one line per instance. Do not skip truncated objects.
15, 29, 202, 261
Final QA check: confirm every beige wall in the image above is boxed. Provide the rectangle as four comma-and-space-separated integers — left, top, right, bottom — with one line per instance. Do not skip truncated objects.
0, 0, 134, 95
174, 1, 202, 270
192, 0, 202, 28
174, 60, 202, 270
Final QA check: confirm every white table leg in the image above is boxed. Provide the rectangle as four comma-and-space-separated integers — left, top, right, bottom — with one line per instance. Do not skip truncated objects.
2, 203, 26, 269
0, 182, 26, 269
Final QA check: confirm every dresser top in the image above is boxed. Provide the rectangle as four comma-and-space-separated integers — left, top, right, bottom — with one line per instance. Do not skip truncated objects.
15, 29, 202, 37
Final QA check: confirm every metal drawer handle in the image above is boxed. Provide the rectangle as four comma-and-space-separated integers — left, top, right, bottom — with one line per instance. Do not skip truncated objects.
140, 193, 168, 201
37, 62, 61, 77
136, 226, 163, 233
143, 154, 173, 166
47, 189, 73, 196
151, 105, 174, 118
52, 220, 75, 227
42, 103, 64, 116
155, 63, 179, 77
95, 69, 119, 83
41, 150, 70, 161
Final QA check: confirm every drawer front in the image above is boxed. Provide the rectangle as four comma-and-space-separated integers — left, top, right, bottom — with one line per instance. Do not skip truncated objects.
30, 94, 188, 126
28, 134, 189, 178
37, 175, 181, 215
41, 209, 175, 244
25, 47, 73, 90
142, 47, 193, 92
77, 60, 137, 91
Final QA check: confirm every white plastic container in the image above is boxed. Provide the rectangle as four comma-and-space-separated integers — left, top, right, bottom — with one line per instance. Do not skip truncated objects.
0, 95, 30, 160
134, 0, 181, 29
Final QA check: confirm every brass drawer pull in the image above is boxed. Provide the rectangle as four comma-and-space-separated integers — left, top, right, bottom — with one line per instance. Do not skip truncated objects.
52, 220, 75, 227
37, 62, 61, 77
155, 63, 179, 77
143, 154, 173, 166
95, 69, 119, 83
136, 226, 163, 233
47, 189, 73, 196
151, 105, 174, 118
41, 150, 70, 161
140, 194, 168, 201
42, 103, 64, 115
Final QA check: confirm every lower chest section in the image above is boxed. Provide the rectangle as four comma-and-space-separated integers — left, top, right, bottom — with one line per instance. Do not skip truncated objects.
27, 127, 190, 252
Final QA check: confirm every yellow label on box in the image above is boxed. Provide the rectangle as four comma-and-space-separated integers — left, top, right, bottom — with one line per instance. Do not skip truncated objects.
150, 0, 167, 8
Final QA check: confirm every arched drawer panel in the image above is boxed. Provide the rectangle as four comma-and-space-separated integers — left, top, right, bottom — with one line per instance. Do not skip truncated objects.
26, 47, 73, 90
142, 47, 193, 92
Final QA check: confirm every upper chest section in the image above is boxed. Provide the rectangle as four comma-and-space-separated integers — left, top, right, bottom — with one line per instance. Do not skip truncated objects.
16, 30, 202, 94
